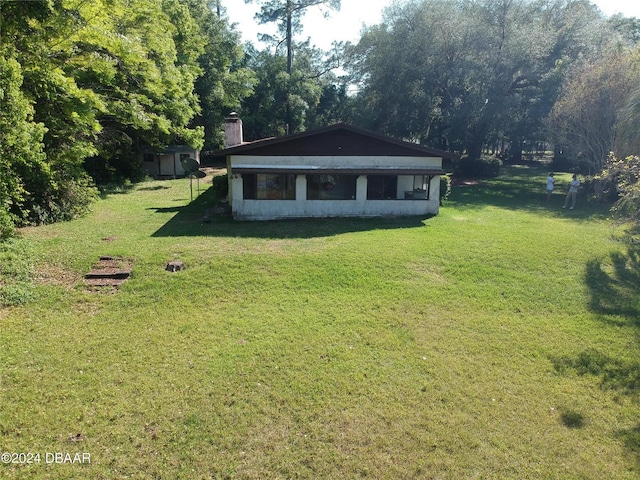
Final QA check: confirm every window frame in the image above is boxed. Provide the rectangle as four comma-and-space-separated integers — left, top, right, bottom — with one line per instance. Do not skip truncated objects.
242, 173, 296, 200
306, 174, 358, 200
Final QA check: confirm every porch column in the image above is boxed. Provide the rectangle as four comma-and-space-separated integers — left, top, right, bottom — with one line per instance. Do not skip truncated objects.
356, 175, 367, 201
296, 175, 307, 200
231, 175, 243, 204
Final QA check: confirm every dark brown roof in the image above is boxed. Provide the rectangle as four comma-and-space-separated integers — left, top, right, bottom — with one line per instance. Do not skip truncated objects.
214, 123, 458, 159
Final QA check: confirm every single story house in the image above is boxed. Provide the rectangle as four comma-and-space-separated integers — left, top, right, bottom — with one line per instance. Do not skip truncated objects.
216, 117, 457, 220
142, 145, 200, 179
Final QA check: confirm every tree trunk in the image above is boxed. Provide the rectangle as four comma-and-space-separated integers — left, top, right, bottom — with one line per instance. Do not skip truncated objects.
467, 138, 483, 160
285, 1, 292, 133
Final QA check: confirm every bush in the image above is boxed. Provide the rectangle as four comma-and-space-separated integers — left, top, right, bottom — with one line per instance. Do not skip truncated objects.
453, 155, 502, 178
28, 175, 99, 225
210, 174, 229, 201
581, 176, 619, 203
440, 175, 451, 205
0, 209, 16, 240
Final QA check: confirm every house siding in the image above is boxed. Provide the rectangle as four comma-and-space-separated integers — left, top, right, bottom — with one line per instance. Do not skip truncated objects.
230, 164, 441, 220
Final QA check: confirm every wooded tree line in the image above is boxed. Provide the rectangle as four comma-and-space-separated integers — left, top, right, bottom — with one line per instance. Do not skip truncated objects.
1, 0, 251, 235
1, 0, 639, 237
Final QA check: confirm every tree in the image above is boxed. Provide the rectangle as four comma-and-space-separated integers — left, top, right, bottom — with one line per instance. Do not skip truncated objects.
547, 49, 639, 173
1, 0, 243, 225
614, 48, 640, 158
188, 0, 256, 151
238, 44, 332, 139
0, 53, 47, 237
1, 0, 99, 226
345, 0, 609, 161
244, 0, 340, 132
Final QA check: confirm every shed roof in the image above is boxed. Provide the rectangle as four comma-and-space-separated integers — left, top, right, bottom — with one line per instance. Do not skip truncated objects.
216, 123, 458, 159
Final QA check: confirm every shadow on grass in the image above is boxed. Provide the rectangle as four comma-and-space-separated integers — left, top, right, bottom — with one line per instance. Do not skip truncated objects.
448, 165, 612, 219
586, 248, 640, 326
150, 184, 431, 239
552, 245, 640, 465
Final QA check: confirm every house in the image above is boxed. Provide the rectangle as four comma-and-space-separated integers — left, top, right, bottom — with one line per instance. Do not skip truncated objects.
142, 145, 200, 179
216, 116, 457, 220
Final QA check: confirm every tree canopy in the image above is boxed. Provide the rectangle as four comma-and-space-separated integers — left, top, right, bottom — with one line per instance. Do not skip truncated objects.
0, 0, 252, 235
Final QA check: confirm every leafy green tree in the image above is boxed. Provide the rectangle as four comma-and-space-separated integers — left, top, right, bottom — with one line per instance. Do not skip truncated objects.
73, 0, 205, 182
238, 41, 344, 139
1, 0, 98, 226
246, 0, 340, 73
244, 0, 340, 132
345, 0, 609, 162
2, 0, 246, 224
189, 0, 256, 151
0, 53, 47, 237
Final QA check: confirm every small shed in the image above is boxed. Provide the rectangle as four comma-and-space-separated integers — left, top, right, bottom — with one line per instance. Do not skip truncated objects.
142, 145, 200, 179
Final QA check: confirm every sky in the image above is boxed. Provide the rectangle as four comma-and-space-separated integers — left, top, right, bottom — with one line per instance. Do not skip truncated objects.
223, 0, 640, 51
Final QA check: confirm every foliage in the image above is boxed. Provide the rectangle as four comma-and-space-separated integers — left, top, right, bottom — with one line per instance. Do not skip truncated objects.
345, 0, 612, 159
453, 155, 502, 179
547, 49, 640, 173
189, 0, 256, 151
0, 43, 47, 231
243, 0, 342, 132
239, 44, 339, 138
210, 173, 229, 200
599, 154, 640, 224
0, 0, 247, 225
439, 174, 451, 205
615, 50, 640, 158
246, 0, 340, 71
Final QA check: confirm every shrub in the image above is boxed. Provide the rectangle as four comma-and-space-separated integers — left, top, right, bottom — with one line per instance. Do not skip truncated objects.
581, 176, 619, 203
0, 209, 16, 240
453, 155, 502, 178
210, 174, 229, 201
440, 175, 451, 205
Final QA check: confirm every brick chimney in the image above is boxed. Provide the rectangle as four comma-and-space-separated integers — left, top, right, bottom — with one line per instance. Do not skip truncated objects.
224, 112, 243, 147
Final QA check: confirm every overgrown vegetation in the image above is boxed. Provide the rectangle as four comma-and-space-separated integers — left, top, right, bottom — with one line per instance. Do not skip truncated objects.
0, 0, 250, 230
1, 167, 639, 478
600, 154, 640, 224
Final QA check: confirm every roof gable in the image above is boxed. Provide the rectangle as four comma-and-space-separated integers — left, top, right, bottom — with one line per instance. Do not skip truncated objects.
219, 123, 457, 159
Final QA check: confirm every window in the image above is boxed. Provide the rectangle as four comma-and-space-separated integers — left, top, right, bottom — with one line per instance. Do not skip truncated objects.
367, 175, 398, 200
307, 174, 357, 200
401, 175, 431, 199
243, 174, 296, 200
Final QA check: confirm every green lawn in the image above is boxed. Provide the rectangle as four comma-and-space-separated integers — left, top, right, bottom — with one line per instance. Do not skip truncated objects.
1, 166, 639, 479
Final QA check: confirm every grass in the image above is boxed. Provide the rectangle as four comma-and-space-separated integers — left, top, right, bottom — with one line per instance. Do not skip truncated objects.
1, 165, 639, 479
